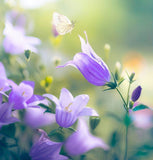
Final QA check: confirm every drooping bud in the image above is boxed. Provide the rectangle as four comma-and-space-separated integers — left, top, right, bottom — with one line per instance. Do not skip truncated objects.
129, 72, 135, 82
90, 116, 101, 130
131, 86, 142, 102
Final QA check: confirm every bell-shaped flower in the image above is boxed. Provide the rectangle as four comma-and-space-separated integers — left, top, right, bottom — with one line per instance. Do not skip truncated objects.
30, 129, 68, 160
24, 107, 56, 128
0, 102, 19, 128
3, 21, 41, 55
65, 118, 109, 156
44, 88, 98, 128
9, 81, 44, 110
57, 32, 111, 86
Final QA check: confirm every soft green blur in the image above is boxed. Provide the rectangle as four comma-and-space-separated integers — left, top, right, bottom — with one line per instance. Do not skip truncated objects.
0, 0, 153, 159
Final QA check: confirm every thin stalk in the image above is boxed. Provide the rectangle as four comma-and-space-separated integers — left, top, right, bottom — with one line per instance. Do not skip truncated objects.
124, 110, 130, 160
124, 123, 129, 160
116, 88, 128, 111
126, 82, 131, 107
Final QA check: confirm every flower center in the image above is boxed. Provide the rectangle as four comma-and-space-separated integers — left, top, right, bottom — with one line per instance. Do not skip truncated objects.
22, 91, 26, 97
64, 103, 72, 113
0, 88, 3, 91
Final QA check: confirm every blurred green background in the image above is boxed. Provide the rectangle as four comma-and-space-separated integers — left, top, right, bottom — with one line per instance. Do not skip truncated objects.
0, 0, 153, 159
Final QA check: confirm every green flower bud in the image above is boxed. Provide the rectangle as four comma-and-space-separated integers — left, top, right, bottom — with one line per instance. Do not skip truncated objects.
90, 116, 101, 130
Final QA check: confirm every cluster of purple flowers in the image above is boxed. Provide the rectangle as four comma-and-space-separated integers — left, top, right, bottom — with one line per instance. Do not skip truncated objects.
0, 57, 109, 159
1, 10, 153, 160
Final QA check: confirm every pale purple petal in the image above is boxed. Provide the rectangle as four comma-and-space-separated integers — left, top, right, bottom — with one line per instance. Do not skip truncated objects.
27, 95, 44, 108
78, 107, 99, 116
131, 109, 153, 129
56, 60, 76, 69
18, 82, 33, 101
22, 80, 35, 90
0, 102, 19, 127
24, 107, 56, 128
56, 108, 77, 128
65, 119, 109, 156
0, 79, 11, 92
0, 94, 2, 104
9, 90, 27, 109
0, 62, 7, 79
43, 94, 60, 106
59, 88, 74, 108
3, 21, 40, 55
70, 94, 89, 115
30, 130, 68, 160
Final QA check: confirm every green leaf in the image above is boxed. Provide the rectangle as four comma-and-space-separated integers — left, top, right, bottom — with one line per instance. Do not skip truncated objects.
0, 124, 16, 138
132, 104, 150, 111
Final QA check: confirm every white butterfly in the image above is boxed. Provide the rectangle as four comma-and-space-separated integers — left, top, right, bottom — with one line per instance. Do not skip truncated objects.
52, 12, 74, 36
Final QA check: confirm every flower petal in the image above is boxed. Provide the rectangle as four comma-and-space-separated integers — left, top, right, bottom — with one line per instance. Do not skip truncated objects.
56, 108, 77, 128
73, 53, 110, 86
78, 107, 99, 116
65, 119, 109, 156
59, 88, 73, 108
43, 94, 59, 106
70, 94, 89, 115
0, 62, 7, 79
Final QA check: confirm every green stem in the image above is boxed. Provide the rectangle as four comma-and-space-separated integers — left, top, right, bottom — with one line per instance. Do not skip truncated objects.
126, 82, 131, 107
116, 88, 128, 111
124, 111, 129, 160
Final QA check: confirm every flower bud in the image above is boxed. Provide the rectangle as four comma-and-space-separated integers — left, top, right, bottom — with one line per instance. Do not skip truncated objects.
90, 116, 101, 130
129, 72, 135, 82
53, 56, 61, 66
129, 101, 134, 109
131, 86, 142, 102
104, 44, 111, 53
115, 61, 121, 81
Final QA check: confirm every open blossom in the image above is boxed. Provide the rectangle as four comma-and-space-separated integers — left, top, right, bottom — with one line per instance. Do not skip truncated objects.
9, 81, 44, 110
57, 32, 111, 86
44, 88, 98, 128
3, 21, 41, 55
65, 118, 109, 156
30, 129, 68, 160
0, 102, 19, 128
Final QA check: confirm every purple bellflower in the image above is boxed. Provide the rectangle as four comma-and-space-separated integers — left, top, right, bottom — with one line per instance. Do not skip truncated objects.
0, 102, 19, 128
9, 81, 44, 110
44, 88, 98, 128
57, 32, 111, 86
24, 107, 56, 128
6, 10, 26, 28
65, 118, 109, 156
30, 129, 68, 160
3, 21, 41, 55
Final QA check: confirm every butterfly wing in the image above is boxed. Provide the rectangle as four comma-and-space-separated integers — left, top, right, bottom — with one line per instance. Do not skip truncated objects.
52, 12, 74, 35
